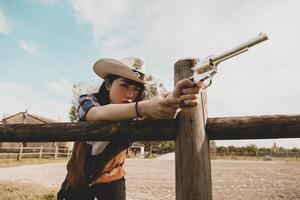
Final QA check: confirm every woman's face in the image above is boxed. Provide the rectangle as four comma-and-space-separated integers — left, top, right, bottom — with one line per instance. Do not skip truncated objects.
106, 78, 141, 104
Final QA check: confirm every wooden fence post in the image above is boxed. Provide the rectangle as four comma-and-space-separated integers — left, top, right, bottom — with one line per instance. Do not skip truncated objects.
67, 146, 71, 159
54, 145, 58, 159
39, 145, 43, 159
175, 58, 212, 200
17, 143, 23, 160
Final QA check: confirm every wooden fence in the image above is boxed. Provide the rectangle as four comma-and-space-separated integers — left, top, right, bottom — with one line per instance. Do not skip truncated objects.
210, 152, 300, 161
0, 58, 299, 200
0, 145, 72, 160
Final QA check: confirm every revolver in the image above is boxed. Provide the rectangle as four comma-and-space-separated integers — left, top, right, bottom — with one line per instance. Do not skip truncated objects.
191, 33, 269, 88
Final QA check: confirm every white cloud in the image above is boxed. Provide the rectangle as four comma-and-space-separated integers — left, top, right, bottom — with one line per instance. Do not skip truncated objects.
47, 78, 73, 95
0, 81, 71, 122
70, 0, 300, 110
0, 6, 11, 35
17, 40, 38, 54
71, 0, 134, 40
70, 0, 300, 147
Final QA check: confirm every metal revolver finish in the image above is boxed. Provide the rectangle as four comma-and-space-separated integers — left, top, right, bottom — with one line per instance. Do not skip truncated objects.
191, 33, 269, 88
180, 33, 269, 108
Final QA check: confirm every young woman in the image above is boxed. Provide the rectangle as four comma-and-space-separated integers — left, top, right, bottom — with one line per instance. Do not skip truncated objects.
59, 57, 205, 200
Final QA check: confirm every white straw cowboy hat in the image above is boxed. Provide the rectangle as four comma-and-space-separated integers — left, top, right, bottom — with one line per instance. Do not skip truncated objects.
93, 57, 147, 84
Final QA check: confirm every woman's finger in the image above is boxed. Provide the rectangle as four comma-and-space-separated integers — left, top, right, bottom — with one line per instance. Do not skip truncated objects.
173, 78, 196, 97
177, 78, 195, 88
181, 87, 200, 94
180, 94, 198, 101
181, 99, 199, 107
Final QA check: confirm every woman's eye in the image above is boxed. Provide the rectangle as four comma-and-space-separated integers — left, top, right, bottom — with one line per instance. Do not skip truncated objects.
120, 84, 129, 88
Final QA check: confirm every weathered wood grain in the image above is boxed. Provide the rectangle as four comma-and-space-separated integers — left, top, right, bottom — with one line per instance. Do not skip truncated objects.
0, 115, 299, 142
207, 114, 300, 140
0, 120, 177, 142
174, 58, 212, 200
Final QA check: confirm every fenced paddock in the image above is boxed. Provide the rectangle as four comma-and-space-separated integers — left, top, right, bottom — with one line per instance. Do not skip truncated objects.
0, 58, 299, 200
0, 146, 72, 160
125, 159, 300, 200
210, 152, 300, 161
2, 148, 298, 161
0, 159, 299, 200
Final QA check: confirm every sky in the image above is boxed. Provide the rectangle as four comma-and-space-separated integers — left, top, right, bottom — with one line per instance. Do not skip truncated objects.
0, 0, 299, 148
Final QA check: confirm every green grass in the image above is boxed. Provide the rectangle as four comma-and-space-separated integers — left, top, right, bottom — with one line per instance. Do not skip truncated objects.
0, 157, 68, 168
0, 180, 56, 200
0, 158, 67, 199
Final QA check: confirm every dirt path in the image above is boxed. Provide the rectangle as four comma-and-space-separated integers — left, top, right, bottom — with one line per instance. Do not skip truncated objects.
0, 159, 299, 200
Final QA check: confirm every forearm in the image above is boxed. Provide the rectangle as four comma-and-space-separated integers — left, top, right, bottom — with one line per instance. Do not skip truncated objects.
85, 97, 178, 121
86, 103, 139, 121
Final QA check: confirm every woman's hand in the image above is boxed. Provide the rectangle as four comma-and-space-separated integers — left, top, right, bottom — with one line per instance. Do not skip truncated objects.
139, 92, 181, 119
167, 78, 206, 108
138, 79, 206, 120
85, 78, 206, 122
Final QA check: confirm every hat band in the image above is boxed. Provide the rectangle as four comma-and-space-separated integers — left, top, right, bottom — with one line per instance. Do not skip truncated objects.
132, 69, 145, 81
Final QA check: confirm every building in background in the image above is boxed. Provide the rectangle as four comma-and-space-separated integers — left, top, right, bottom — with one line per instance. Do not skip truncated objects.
128, 142, 145, 158
1, 111, 73, 149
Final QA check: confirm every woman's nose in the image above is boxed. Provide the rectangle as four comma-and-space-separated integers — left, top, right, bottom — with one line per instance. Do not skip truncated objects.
126, 88, 135, 99
126, 92, 134, 99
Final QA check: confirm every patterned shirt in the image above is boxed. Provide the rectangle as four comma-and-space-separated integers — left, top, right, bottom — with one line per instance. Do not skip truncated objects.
77, 94, 109, 155
78, 94, 100, 121
77, 93, 128, 184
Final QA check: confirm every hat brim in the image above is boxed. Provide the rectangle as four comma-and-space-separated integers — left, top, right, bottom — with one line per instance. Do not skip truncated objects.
93, 58, 146, 84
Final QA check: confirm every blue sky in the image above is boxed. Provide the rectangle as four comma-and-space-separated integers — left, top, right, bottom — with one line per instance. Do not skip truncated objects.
0, 0, 299, 148
0, 0, 100, 120
0, 0, 98, 84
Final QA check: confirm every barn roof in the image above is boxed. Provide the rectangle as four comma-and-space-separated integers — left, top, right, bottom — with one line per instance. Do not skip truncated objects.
2, 112, 59, 124
130, 142, 146, 148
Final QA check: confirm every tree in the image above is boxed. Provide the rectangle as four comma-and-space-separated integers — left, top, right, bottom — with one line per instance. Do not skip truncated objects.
69, 81, 99, 122
244, 144, 258, 156
210, 140, 217, 153
143, 74, 167, 100
217, 146, 228, 154
271, 142, 279, 153
228, 145, 238, 154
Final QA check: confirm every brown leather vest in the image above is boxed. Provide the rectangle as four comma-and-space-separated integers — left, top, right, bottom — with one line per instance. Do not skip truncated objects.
66, 139, 130, 188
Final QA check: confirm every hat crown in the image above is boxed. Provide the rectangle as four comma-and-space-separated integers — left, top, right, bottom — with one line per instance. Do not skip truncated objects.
120, 57, 144, 72
93, 56, 152, 84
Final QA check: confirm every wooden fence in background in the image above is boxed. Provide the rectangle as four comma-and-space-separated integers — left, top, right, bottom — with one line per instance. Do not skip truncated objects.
0, 145, 71, 160
0, 58, 299, 200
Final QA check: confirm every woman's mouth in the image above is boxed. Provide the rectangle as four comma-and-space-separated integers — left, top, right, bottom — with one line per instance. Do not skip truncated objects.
122, 100, 133, 103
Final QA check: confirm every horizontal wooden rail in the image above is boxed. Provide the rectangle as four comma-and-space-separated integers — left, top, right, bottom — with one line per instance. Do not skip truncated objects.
206, 114, 300, 140
0, 115, 299, 142
0, 120, 177, 142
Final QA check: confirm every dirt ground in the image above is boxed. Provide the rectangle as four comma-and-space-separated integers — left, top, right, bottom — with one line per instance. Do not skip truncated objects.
0, 159, 299, 200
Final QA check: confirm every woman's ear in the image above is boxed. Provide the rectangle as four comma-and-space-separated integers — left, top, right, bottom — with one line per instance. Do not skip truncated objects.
104, 79, 111, 91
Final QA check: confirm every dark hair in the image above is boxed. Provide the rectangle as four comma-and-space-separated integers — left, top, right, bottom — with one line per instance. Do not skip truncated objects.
93, 74, 145, 106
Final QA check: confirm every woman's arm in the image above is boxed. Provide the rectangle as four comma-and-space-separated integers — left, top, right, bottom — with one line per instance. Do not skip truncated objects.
85, 78, 205, 122
85, 94, 181, 121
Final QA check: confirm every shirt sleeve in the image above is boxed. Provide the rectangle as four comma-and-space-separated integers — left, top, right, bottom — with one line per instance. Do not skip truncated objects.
77, 94, 100, 121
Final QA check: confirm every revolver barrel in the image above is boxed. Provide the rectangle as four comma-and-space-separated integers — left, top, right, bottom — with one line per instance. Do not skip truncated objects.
194, 33, 269, 74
